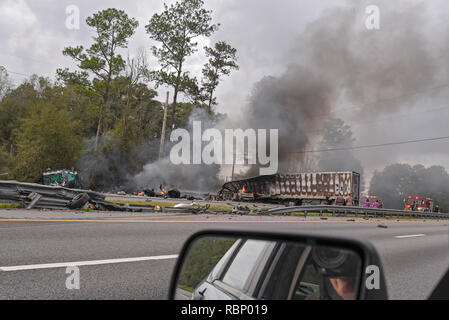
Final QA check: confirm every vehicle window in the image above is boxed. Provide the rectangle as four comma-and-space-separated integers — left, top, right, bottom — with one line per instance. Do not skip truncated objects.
207, 240, 241, 282
290, 247, 362, 300
292, 263, 321, 300
221, 240, 269, 291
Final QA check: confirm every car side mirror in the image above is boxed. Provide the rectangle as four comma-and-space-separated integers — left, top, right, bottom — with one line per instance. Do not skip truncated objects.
168, 229, 388, 300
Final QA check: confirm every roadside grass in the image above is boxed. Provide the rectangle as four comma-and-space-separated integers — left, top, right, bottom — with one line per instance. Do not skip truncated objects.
0, 203, 22, 209
290, 211, 442, 220
178, 284, 195, 293
111, 200, 176, 208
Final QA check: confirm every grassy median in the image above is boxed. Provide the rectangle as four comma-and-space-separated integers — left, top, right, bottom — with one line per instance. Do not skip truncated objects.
0, 203, 22, 209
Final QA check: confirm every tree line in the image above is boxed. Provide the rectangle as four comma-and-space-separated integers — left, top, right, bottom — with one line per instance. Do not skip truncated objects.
310, 118, 449, 212
0, 1, 238, 190
370, 164, 449, 212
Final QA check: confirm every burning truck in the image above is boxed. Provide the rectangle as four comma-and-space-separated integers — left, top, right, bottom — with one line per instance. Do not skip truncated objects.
219, 171, 360, 206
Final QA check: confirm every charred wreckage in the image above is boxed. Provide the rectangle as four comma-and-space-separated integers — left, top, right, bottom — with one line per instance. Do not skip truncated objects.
0, 180, 143, 212
0, 172, 361, 212
218, 172, 361, 206
0, 180, 213, 213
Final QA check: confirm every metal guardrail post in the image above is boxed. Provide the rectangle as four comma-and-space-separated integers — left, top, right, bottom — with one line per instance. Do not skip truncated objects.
26, 193, 42, 210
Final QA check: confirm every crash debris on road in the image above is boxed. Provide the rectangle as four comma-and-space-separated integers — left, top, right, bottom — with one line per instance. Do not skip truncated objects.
173, 202, 210, 214
0, 180, 237, 214
2, 179, 448, 219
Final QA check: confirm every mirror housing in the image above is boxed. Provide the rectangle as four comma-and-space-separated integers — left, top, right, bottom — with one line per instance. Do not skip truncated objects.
168, 229, 388, 300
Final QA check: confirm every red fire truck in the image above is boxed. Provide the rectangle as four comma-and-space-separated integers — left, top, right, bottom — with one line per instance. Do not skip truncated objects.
404, 196, 434, 212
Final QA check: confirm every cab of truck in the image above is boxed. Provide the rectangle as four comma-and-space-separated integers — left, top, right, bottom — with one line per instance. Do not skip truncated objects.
42, 169, 82, 189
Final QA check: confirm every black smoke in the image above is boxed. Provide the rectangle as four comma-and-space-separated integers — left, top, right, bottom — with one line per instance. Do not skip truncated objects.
230, 0, 449, 177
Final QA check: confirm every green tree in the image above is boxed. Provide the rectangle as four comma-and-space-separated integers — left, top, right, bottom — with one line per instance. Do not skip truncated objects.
0, 66, 12, 99
58, 8, 139, 151
0, 147, 11, 176
370, 164, 449, 211
145, 0, 219, 129
54, 84, 100, 137
77, 76, 163, 190
201, 41, 239, 112
0, 78, 44, 153
13, 102, 82, 182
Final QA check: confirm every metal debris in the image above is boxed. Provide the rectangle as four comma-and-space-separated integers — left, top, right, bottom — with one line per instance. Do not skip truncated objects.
230, 204, 251, 215
26, 192, 43, 210
0, 180, 151, 212
173, 202, 210, 214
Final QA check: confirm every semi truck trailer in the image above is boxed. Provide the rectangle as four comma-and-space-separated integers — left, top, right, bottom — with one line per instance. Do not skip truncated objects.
219, 171, 361, 206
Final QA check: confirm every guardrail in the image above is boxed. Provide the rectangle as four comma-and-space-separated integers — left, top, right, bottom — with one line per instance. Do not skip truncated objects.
0, 180, 212, 213
255, 205, 449, 219
0, 180, 106, 209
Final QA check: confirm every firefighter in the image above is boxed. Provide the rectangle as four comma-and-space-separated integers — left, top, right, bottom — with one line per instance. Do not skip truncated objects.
335, 196, 346, 206
345, 195, 354, 207
364, 198, 371, 208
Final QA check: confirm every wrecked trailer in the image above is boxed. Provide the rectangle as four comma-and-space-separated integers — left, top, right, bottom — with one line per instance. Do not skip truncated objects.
219, 172, 361, 206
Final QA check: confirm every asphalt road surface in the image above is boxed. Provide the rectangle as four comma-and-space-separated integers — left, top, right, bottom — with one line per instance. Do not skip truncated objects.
0, 209, 448, 300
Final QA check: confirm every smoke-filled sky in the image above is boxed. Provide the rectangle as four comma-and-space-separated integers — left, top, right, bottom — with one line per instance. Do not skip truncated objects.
2, 0, 449, 185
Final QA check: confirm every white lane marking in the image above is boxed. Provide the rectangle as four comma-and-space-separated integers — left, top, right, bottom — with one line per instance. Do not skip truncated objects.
0, 254, 179, 272
395, 234, 425, 239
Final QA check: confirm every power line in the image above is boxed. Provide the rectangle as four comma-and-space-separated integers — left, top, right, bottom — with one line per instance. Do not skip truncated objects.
6, 70, 31, 77
291, 135, 449, 154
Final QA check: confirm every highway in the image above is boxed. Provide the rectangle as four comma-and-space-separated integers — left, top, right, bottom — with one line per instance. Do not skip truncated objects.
0, 209, 448, 300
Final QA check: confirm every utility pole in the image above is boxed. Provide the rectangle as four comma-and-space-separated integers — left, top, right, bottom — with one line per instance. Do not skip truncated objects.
159, 91, 169, 159
231, 152, 236, 181
231, 137, 236, 181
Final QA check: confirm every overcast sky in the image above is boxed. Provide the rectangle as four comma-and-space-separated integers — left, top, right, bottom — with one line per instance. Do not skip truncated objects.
0, 0, 339, 107
1, 0, 449, 185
